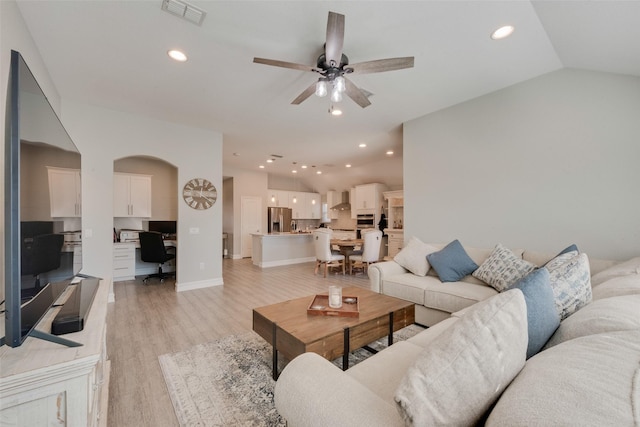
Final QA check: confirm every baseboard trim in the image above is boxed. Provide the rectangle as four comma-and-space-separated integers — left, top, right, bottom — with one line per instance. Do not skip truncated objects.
256, 256, 315, 268
175, 277, 224, 292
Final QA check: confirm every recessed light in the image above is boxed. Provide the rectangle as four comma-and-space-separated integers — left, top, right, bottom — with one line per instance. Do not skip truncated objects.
301, 165, 308, 169
316, 171, 322, 175
345, 164, 352, 168
491, 25, 515, 40
168, 49, 188, 62
292, 170, 297, 173
259, 165, 265, 169
266, 159, 274, 163
386, 150, 394, 155
359, 143, 367, 148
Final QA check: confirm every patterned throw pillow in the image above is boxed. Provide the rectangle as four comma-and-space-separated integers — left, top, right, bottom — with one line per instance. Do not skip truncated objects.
473, 244, 536, 291
544, 252, 592, 320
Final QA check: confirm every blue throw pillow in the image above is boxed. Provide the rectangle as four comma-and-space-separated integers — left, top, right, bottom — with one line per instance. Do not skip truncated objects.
557, 244, 579, 256
508, 268, 560, 359
426, 240, 478, 282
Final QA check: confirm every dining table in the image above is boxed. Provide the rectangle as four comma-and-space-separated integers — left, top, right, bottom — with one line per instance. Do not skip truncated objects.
330, 238, 364, 271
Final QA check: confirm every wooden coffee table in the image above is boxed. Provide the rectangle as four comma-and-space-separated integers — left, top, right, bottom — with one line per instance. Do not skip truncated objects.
252, 286, 415, 380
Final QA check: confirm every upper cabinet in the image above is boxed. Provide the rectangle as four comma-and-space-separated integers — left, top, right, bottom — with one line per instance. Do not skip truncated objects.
48, 167, 81, 217
114, 173, 152, 217
267, 190, 289, 208
267, 189, 320, 219
354, 183, 387, 214
383, 190, 404, 230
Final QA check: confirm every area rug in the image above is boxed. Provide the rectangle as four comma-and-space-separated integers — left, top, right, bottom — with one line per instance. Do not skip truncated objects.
159, 324, 424, 427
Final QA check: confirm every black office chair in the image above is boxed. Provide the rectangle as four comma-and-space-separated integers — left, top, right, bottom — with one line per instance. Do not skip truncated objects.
139, 231, 175, 284
22, 233, 65, 289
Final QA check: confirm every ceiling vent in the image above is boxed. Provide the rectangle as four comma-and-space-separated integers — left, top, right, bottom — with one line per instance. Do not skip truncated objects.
161, 0, 206, 26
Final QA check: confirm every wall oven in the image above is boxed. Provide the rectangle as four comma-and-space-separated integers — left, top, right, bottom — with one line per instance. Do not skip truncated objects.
356, 214, 375, 231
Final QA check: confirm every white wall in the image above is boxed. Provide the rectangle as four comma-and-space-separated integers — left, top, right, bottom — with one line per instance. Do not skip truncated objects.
63, 101, 224, 292
222, 165, 268, 258
404, 68, 640, 261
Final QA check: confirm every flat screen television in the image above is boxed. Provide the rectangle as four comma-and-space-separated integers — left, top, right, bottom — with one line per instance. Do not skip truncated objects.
2, 50, 83, 347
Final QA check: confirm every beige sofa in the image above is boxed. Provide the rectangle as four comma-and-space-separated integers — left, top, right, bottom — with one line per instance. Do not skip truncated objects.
274, 248, 640, 426
368, 243, 617, 326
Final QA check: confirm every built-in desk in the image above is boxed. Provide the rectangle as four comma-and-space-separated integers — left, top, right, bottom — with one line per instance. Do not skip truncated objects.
112, 240, 176, 282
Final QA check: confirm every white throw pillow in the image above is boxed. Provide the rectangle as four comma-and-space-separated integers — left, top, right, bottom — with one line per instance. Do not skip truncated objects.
393, 236, 438, 276
472, 243, 536, 291
592, 275, 640, 300
394, 289, 528, 426
545, 252, 592, 320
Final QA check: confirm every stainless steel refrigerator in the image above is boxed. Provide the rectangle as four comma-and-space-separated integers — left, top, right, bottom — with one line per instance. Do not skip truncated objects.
268, 207, 293, 233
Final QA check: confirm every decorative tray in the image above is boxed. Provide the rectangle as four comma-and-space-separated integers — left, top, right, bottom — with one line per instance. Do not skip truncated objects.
307, 295, 359, 317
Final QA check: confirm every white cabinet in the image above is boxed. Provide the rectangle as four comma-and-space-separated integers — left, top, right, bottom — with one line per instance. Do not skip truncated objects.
290, 192, 321, 219
267, 190, 289, 207
48, 167, 81, 217
113, 243, 135, 281
268, 189, 321, 219
0, 280, 110, 427
289, 192, 304, 219
384, 190, 404, 259
354, 183, 387, 214
307, 193, 321, 219
113, 173, 152, 217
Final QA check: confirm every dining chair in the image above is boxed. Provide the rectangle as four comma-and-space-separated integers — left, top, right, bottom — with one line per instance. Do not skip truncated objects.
349, 229, 383, 275
313, 230, 345, 277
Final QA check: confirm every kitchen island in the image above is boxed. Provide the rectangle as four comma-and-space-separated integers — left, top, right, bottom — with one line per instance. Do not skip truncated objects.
251, 232, 315, 268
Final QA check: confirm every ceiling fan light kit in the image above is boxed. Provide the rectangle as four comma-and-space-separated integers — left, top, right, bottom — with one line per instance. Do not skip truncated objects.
253, 11, 414, 109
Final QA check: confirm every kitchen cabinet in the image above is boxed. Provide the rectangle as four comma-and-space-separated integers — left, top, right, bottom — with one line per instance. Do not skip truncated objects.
267, 189, 320, 219
48, 167, 81, 217
290, 192, 321, 219
354, 183, 387, 214
383, 190, 404, 259
113, 173, 152, 217
267, 190, 289, 207
350, 188, 357, 219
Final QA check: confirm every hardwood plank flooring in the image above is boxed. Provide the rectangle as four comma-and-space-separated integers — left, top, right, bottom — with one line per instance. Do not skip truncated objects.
106, 258, 371, 427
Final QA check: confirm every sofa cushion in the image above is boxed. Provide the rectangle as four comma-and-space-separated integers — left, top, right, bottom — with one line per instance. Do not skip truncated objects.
382, 273, 498, 313
394, 290, 528, 426
473, 244, 536, 291
393, 236, 438, 277
346, 341, 425, 405
545, 251, 592, 320
592, 274, 640, 300
486, 330, 640, 427
591, 256, 640, 286
426, 239, 479, 282
544, 295, 640, 348
508, 268, 560, 359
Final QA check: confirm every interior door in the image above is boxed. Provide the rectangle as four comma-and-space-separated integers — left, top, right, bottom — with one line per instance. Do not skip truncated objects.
241, 196, 262, 258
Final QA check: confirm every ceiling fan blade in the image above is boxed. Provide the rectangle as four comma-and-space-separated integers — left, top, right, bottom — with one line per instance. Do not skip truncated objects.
324, 11, 345, 67
253, 57, 319, 73
348, 57, 415, 74
344, 78, 371, 108
291, 82, 317, 105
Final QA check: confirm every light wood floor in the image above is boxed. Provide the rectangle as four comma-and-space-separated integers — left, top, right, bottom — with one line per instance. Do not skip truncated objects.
106, 258, 372, 427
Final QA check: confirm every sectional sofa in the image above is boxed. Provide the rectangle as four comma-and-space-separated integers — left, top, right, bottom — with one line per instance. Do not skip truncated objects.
274, 240, 640, 426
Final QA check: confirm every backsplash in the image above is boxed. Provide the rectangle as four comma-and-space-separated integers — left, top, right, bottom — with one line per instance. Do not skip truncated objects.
330, 210, 356, 230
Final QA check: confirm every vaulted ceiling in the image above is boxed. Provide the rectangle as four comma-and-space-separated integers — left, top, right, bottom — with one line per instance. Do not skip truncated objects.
16, 1, 640, 190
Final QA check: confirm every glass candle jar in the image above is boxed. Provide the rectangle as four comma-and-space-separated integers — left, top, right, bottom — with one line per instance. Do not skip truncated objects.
328, 286, 343, 309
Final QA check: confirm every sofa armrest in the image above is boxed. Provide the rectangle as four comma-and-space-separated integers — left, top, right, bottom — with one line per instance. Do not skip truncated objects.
369, 261, 409, 293
274, 352, 403, 427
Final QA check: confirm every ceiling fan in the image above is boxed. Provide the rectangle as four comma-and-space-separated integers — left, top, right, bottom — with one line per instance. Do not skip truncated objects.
253, 11, 414, 108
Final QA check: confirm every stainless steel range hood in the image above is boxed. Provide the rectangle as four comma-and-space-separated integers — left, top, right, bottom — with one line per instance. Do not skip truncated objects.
331, 191, 351, 211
